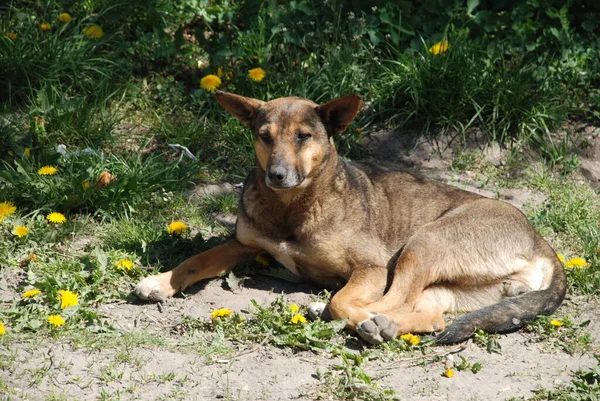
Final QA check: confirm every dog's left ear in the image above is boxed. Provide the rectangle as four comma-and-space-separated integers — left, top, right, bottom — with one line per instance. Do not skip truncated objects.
317, 94, 362, 136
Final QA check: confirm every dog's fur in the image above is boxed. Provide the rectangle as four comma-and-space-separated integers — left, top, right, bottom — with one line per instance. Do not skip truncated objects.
134, 92, 567, 344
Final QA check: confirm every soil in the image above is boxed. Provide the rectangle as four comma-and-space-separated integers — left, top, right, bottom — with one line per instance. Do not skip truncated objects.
2, 130, 600, 401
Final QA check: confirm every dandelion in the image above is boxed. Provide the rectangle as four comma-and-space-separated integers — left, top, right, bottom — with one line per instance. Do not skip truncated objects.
57, 290, 78, 309
200, 74, 221, 91
217, 67, 224, 77
248, 67, 266, 82
13, 225, 29, 238
290, 314, 307, 324
167, 221, 188, 235
564, 257, 587, 269
550, 319, 564, 327
40, 23, 52, 31
429, 40, 449, 55
0, 201, 17, 218
48, 315, 65, 327
58, 13, 72, 23
556, 253, 565, 263
47, 212, 66, 224
288, 304, 299, 314
115, 259, 134, 271
0, 321, 5, 335
444, 368, 455, 378
409, 334, 420, 345
211, 308, 233, 319
38, 166, 58, 176
400, 333, 413, 341
82, 180, 91, 188
22, 289, 42, 299
255, 255, 269, 266
24, 147, 31, 157
84, 24, 104, 39
6, 32, 17, 40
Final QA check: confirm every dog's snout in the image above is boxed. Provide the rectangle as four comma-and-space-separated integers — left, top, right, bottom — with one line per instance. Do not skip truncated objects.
268, 165, 287, 184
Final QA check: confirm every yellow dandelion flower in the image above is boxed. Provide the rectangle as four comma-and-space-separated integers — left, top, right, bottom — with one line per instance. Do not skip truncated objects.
22, 289, 42, 299
48, 315, 65, 327
200, 74, 221, 91
46, 212, 66, 224
288, 304, 299, 314
82, 180, 91, 188
58, 13, 72, 23
556, 253, 565, 263
167, 221, 188, 235
6, 32, 17, 40
13, 225, 29, 238
57, 290, 79, 309
409, 334, 420, 345
115, 259, 134, 271
255, 255, 269, 266
24, 147, 31, 157
429, 40, 449, 55
38, 166, 58, 176
40, 23, 52, 31
84, 24, 104, 39
564, 257, 587, 269
0, 201, 17, 217
0, 321, 5, 335
217, 67, 224, 77
550, 319, 564, 327
211, 308, 233, 319
248, 67, 266, 82
290, 314, 307, 324
400, 333, 413, 341
444, 368, 454, 378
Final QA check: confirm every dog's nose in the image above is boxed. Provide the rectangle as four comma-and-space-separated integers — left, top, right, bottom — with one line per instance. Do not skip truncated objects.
268, 165, 287, 184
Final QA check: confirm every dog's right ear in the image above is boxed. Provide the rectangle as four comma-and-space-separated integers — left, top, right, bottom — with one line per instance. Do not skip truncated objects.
215, 91, 265, 127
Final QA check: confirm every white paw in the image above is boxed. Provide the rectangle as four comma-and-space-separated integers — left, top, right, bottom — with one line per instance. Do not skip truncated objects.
307, 302, 328, 320
134, 274, 176, 302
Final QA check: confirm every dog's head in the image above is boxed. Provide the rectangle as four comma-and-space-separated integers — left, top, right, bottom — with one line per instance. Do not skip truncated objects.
215, 92, 362, 190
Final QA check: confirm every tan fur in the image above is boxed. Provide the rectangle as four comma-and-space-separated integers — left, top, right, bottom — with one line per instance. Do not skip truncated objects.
134, 92, 567, 344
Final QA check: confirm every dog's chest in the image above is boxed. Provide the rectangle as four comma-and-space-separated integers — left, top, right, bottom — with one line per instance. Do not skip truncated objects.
236, 215, 348, 281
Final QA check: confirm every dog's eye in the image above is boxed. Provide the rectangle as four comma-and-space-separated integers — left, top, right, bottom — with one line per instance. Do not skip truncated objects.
258, 134, 272, 144
296, 133, 311, 141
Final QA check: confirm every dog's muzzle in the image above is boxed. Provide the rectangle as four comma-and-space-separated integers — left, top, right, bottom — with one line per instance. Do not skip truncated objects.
266, 163, 303, 189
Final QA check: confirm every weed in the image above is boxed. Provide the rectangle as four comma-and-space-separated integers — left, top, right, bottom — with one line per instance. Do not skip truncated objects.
524, 316, 592, 355
473, 329, 502, 354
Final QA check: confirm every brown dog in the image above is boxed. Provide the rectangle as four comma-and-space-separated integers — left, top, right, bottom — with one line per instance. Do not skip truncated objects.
134, 92, 567, 344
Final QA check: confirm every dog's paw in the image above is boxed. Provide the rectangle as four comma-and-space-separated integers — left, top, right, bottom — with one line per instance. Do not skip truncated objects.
307, 302, 331, 321
134, 273, 177, 302
356, 315, 397, 344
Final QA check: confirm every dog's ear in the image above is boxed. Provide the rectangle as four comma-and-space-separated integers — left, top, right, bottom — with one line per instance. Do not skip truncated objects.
317, 94, 362, 136
215, 91, 265, 127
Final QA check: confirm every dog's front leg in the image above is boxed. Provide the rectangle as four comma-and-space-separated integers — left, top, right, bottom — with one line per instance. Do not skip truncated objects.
320, 267, 389, 330
134, 238, 259, 302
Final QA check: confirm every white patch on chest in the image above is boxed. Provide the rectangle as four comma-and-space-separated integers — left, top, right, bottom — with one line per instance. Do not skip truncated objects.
257, 239, 301, 276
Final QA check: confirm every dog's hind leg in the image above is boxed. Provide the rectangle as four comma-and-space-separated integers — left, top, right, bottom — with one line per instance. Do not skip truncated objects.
325, 267, 389, 329
134, 238, 259, 302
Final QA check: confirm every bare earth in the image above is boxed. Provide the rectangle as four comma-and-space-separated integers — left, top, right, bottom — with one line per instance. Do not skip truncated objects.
2, 129, 600, 401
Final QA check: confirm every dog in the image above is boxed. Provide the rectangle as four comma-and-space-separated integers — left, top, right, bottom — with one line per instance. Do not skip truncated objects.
134, 92, 567, 344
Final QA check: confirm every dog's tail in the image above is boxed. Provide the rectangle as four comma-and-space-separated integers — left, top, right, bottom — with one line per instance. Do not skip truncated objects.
435, 255, 567, 345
